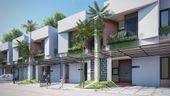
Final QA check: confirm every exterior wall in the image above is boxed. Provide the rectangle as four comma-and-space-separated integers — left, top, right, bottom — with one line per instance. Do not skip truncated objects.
7, 42, 13, 65
132, 56, 160, 87
103, 20, 118, 46
31, 26, 49, 41
51, 64, 61, 82
69, 63, 81, 83
105, 0, 157, 15
58, 11, 87, 33
87, 60, 91, 80
138, 2, 159, 45
1, 42, 9, 51
12, 35, 28, 62
58, 11, 87, 54
107, 58, 112, 81
160, 0, 170, 10
0, 68, 3, 75
58, 32, 69, 53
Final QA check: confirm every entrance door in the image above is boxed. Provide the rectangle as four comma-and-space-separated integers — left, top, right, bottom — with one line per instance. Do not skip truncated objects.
119, 59, 132, 83
65, 64, 69, 83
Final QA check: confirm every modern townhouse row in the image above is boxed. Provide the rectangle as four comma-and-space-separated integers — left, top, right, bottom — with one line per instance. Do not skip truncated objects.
0, 0, 170, 87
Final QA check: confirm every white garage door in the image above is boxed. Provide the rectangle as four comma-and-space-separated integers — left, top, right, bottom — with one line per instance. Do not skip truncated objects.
69, 63, 81, 83
51, 64, 61, 82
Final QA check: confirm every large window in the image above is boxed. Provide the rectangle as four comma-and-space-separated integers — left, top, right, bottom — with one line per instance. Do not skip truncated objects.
125, 12, 138, 36
160, 9, 170, 26
68, 31, 74, 48
161, 57, 170, 79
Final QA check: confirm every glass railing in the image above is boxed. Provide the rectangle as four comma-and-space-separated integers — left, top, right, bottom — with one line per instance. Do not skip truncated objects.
160, 26, 170, 41
109, 30, 138, 50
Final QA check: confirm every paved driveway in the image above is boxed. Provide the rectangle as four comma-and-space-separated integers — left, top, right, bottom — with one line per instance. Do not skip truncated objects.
103, 86, 170, 96
0, 82, 170, 96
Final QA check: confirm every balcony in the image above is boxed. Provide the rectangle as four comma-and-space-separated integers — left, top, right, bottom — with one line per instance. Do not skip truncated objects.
68, 45, 83, 57
159, 26, 170, 42
109, 30, 138, 50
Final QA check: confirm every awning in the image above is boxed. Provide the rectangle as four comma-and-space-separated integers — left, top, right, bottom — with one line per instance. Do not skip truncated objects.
100, 42, 170, 58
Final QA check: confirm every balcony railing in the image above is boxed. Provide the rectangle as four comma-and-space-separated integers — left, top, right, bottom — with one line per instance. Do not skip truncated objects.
109, 30, 138, 50
160, 26, 170, 41
68, 46, 83, 57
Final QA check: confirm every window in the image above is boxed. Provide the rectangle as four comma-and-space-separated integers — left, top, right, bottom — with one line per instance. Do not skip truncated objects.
125, 12, 138, 36
161, 57, 170, 79
68, 31, 74, 48
160, 9, 170, 27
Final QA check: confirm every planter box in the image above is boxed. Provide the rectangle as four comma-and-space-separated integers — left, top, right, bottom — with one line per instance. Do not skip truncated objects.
160, 33, 170, 41
68, 49, 82, 57
110, 40, 139, 50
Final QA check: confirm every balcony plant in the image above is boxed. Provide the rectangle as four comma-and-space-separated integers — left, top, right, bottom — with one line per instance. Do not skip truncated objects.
0, 61, 7, 68
68, 41, 83, 57
109, 32, 138, 50
34, 52, 44, 61
160, 25, 170, 36
17, 57, 25, 63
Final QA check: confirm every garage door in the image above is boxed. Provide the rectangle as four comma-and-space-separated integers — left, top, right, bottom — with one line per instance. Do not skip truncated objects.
51, 64, 60, 82
69, 63, 81, 83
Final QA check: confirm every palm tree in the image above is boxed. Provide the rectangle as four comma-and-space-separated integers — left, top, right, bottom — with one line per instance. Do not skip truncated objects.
87, 1, 110, 82
22, 20, 37, 80
16, 40, 30, 80
74, 20, 94, 87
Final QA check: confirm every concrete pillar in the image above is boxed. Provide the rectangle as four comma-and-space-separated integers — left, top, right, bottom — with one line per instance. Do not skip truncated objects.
27, 64, 33, 80
87, 60, 91, 80
7, 42, 13, 65
107, 57, 112, 81
35, 65, 40, 81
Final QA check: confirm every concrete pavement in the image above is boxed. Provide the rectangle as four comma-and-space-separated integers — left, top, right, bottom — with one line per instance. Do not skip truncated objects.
0, 82, 170, 96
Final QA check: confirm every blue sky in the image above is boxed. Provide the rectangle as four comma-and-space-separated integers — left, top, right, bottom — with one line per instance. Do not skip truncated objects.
0, 0, 105, 39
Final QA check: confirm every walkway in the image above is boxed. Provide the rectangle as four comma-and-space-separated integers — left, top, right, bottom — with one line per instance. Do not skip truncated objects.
0, 82, 170, 96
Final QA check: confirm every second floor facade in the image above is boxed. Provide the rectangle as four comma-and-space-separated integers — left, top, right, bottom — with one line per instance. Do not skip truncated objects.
57, 0, 170, 56
0, 26, 58, 65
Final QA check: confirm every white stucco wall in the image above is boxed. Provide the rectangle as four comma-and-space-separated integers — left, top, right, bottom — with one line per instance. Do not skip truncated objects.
1, 42, 9, 51
58, 11, 87, 33
12, 35, 28, 48
107, 58, 112, 81
138, 2, 159, 45
31, 26, 49, 41
7, 42, 13, 65
132, 56, 160, 87
58, 32, 69, 53
12, 35, 28, 62
44, 27, 57, 59
87, 60, 91, 80
69, 63, 81, 83
51, 64, 61, 82
105, 0, 157, 15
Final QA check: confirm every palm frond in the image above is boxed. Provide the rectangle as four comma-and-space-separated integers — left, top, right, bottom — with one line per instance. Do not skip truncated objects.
94, 1, 100, 12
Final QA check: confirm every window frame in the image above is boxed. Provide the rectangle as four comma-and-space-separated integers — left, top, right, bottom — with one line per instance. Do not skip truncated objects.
160, 8, 170, 26
160, 57, 170, 80
125, 12, 138, 36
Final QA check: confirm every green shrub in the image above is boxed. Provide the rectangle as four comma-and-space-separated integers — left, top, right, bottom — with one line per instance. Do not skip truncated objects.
86, 81, 117, 89
160, 25, 170, 36
109, 35, 138, 44
19, 80, 38, 84
17, 57, 25, 62
34, 53, 44, 60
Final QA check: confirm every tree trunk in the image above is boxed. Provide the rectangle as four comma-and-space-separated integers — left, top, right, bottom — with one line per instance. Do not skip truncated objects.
27, 32, 33, 80
94, 29, 100, 82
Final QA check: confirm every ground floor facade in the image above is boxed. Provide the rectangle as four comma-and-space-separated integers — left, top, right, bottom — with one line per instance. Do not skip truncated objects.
2, 55, 170, 87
